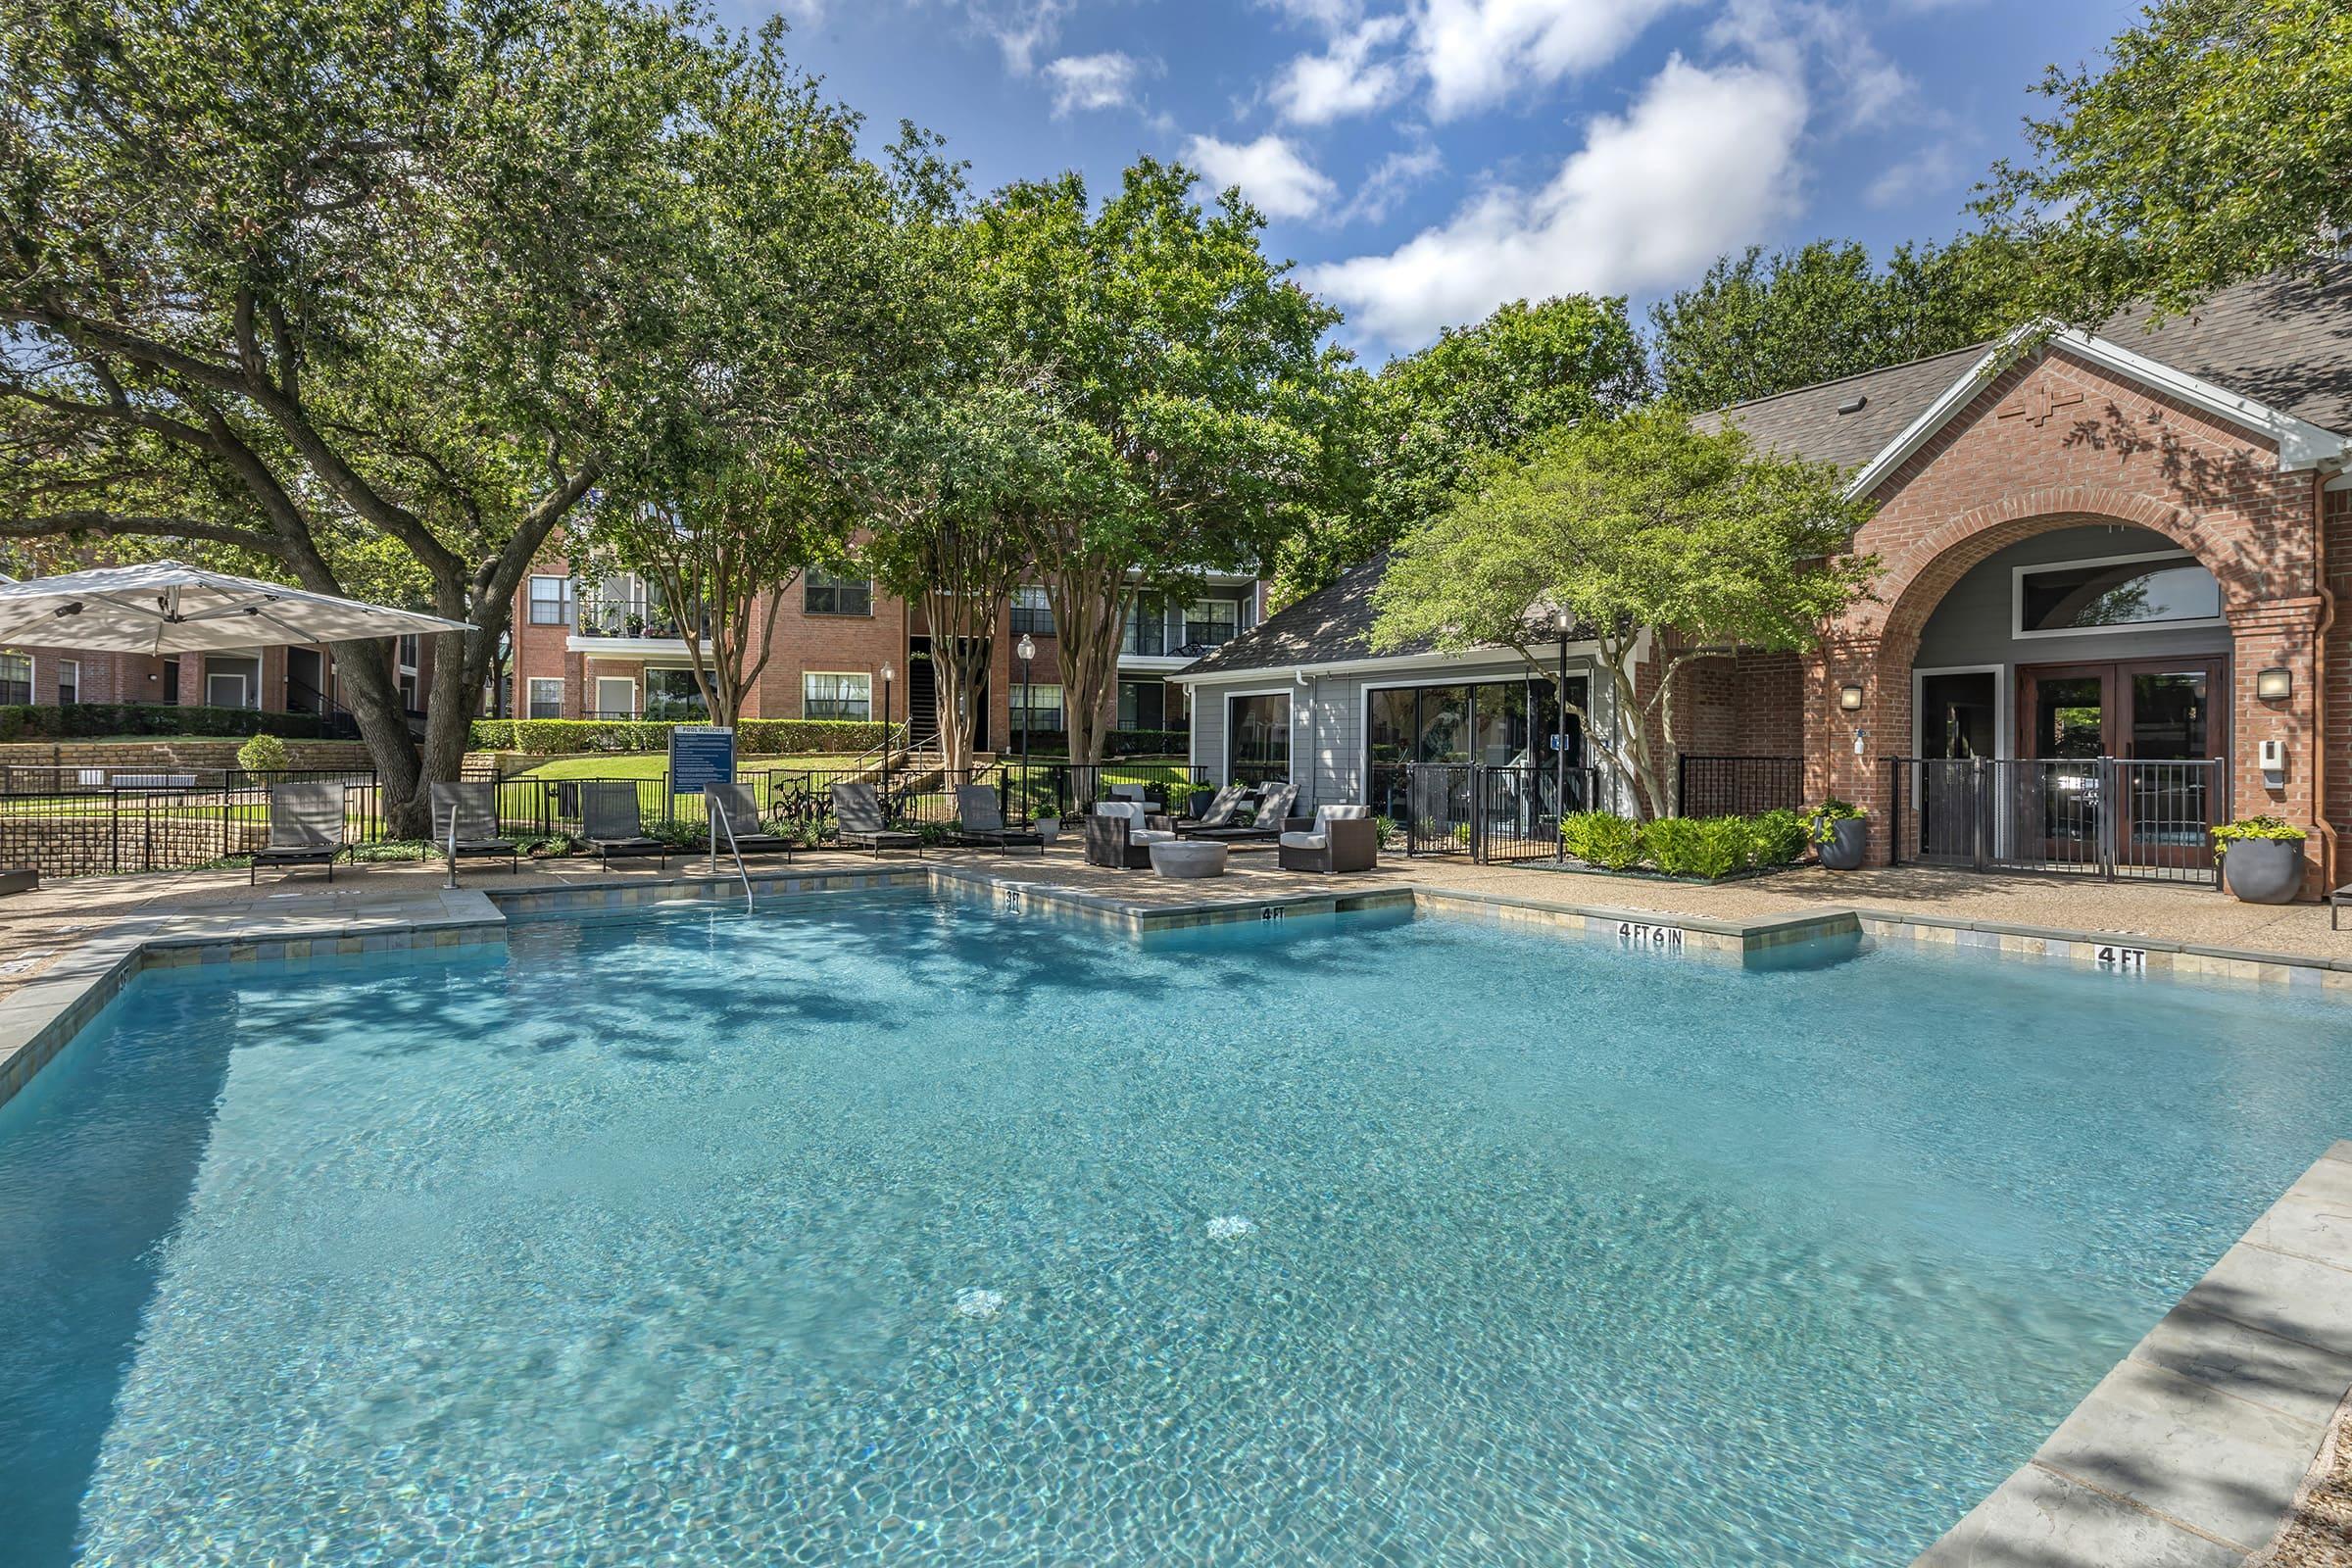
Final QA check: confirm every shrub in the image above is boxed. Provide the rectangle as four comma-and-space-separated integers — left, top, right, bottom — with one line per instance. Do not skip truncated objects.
235, 732, 291, 772
1749, 808, 1812, 865
1561, 809, 1642, 869
2211, 814, 2308, 854
1808, 796, 1867, 844
1637, 815, 1702, 875
0, 702, 328, 742
467, 717, 892, 756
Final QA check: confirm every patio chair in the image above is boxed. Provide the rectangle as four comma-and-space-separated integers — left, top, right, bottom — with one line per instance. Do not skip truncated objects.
429, 782, 518, 876
1084, 800, 1176, 869
1162, 782, 1248, 834
250, 781, 350, 885
1180, 782, 1306, 844
830, 781, 924, 858
704, 783, 794, 860
1277, 804, 1380, 875
953, 784, 1045, 856
580, 780, 669, 869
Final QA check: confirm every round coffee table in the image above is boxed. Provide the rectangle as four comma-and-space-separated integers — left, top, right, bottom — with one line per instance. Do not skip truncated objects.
1149, 840, 1229, 879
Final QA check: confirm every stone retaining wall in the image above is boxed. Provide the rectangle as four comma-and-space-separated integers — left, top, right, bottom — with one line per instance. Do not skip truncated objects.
0, 812, 266, 877
0, 739, 376, 773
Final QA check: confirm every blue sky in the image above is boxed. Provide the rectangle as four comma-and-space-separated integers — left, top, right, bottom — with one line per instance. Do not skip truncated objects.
719, 0, 2137, 361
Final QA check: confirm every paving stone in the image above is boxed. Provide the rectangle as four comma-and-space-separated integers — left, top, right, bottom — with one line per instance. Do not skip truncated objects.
1912, 1462, 2245, 1568
2132, 1305, 2352, 1428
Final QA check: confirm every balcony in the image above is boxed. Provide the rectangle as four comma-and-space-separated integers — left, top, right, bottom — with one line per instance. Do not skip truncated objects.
565, 593, 710, 655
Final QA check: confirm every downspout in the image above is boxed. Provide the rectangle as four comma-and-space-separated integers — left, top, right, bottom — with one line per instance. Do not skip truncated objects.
2313, 468, 2338, 892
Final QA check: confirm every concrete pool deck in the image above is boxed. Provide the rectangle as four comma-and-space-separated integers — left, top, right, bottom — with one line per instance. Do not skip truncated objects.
10, 844, 2352, 1563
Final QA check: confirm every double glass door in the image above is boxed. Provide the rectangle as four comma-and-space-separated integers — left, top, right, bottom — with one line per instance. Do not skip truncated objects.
2017, 659, 2224, 865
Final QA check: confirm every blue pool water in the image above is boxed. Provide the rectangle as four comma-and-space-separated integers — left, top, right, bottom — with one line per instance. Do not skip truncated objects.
5, 891, 2352, 1566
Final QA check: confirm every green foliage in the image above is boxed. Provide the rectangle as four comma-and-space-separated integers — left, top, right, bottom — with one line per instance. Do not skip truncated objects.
234, 732, 292, 772
1649, 234, 2038, 409
1561, 810, 1642, 870
0, 704, 328, 743
1749, 808, 1813, 866
467, 718, 889, 757
1640, 815, 1766, 879
1372, 406, 1879, 816
1277, 295, 1649, 600
1809, 797, 1868, 844
2211, 814, 2309, 853
1984, 0, 2352, 322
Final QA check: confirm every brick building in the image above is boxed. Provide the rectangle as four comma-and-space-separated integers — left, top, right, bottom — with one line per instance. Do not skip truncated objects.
0, 639, 354, 716
1177, 266, 2352, 892
506, 555, 1266, 752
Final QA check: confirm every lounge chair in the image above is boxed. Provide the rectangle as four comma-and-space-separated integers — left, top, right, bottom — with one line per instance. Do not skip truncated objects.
953, 784, 1045, 856
250, 781, 350, 884
1277, 804, 1380, 874
1180, 782, 1305, 843
429, 782, 518, 876
1163, 782, 1248, 834
1085, 800, 1176, 869
580, 780, 669, 869
704, 784, 794, 859
830, 781, 924, 857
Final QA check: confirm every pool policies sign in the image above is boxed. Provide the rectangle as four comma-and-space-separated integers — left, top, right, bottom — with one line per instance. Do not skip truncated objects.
669, 725, 736, 797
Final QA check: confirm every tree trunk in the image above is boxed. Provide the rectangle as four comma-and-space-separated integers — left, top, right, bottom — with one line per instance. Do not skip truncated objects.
1047, 565, 1129, 770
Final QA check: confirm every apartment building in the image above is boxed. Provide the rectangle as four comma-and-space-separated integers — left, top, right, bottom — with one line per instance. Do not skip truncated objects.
0, 640, 352, 717
508, 556, 1265, 751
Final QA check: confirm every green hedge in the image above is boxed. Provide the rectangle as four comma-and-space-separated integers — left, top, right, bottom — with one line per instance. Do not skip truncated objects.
468, 716, 893, 756
1561, 808, 1814, 879
0, 703, 330, 742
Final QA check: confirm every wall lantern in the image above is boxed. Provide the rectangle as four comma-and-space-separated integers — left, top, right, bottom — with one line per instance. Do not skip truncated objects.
1838, 683, 1865, 712
2256, 666, 2293, 702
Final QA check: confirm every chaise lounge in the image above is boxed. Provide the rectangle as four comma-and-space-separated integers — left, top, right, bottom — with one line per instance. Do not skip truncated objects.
1277, 804, 1380, 874
953, 784, 1046, 856
250, 781, 352, 885
830, 781, 924, 858
428, 782, 519, 878
1178, 782, 1305, 844
704, 783, 796, 860
580, 780, 669, 869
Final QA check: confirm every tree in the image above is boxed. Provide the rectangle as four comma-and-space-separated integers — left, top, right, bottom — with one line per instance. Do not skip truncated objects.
0, 0, 751, 832
1368, 406, 1879, 818
1277, 294, 1648, 601
1648, 234, 2036, 410
964, 160, 1350, 769
1984, 0, 2352, 323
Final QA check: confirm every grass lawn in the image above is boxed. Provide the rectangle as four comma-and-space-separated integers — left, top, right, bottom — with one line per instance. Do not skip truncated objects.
504, 753, 874, 781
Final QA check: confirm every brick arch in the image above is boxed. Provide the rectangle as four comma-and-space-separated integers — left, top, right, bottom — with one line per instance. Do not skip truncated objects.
1856, 485, 2252, 671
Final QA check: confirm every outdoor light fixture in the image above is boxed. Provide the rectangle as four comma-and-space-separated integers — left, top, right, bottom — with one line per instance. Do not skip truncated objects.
1838, 683, 1865, 711
1015, 633, 1036, 663
2257, 666, 2293, 701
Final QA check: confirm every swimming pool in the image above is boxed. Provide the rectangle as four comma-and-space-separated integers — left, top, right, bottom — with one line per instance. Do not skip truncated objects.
4, 889, 2348, 1566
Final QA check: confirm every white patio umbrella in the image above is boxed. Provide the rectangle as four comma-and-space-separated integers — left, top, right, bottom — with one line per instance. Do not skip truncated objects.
0, 561, 473, 652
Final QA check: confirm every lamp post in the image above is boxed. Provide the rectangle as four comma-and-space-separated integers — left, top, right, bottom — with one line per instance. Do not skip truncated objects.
1553, 607, 1574, 836
880, 661, 895, 802
1016, 632, 1036, 771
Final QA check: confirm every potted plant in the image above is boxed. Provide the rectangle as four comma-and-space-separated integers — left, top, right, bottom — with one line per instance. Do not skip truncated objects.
1034, 813, 1061, 846
1809, 798, 1869, 870
2213, 815, 2307, 904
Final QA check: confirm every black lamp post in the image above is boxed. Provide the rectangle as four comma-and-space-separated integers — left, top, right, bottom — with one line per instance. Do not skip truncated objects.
1553, 606, 1574, 835
1015, 632, 1036, 769
880, 661, 894, 801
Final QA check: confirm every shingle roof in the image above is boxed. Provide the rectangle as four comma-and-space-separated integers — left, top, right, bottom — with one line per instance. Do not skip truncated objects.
1190, 265, 2352, 680
1695, 261, 2352, 469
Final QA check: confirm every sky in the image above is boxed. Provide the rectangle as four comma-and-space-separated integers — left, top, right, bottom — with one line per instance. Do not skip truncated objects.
719, 0, 2139, 362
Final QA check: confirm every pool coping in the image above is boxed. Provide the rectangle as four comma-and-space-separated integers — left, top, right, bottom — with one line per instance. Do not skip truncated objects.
1912, 1141, 2352, 1566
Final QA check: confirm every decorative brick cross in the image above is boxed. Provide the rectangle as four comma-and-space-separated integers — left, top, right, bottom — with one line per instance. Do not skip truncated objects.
1997, 379, 2085, 427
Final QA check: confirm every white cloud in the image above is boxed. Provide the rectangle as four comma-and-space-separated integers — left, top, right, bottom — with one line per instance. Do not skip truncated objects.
952, 0, 1072, 74
1253, 0, 1363, 30
1182, 133, 1342, 220
1865, 145, 1961, 209
1340, 143, 1445, 225
1302, 55, 1809, 344
1043, 52, 1147, 116
1415, 0, 1692, 121
1710, 0, 1913, 129
1270, 14, 1410, 123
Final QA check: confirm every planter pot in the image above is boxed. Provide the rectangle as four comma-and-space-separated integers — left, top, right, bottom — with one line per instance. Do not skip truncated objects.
1186, 787, 1215, 820
1034, 817, 1061, 847
1813, 816, 1869, 871
2223, 837, 2303, 904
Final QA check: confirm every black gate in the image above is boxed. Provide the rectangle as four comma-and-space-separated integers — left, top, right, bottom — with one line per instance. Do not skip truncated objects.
1888, 756, 2224, 886
1387, 761, 1597, 862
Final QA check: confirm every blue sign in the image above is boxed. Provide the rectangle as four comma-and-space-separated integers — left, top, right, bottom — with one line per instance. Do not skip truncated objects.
669, 726, 736, 797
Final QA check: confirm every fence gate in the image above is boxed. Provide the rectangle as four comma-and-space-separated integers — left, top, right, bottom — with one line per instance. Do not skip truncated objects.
1888, 756, 2224, 886
1394, 762, 1597, 863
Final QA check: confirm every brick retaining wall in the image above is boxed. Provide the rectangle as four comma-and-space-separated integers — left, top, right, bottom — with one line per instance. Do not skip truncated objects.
0, 739, 376, 773
0, 811, 267, 877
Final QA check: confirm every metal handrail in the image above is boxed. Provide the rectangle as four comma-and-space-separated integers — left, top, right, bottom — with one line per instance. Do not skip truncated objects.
704, 786, 754, 913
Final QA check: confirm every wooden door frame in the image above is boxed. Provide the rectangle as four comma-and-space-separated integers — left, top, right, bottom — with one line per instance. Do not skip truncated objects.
2015, 655, 2229, 867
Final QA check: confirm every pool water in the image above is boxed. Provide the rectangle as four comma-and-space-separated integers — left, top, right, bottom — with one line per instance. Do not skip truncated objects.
5, 891, 2351, 1566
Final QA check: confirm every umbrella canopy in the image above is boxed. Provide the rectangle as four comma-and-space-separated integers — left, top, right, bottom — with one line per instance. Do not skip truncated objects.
0, 562, 473, 654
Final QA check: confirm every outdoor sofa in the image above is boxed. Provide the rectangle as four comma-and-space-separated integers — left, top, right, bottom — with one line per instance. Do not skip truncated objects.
829, 781, 924, 857
1277, 804, 1380, 875
704, 784, 796, 859
428, 782, 518, 877
250, 780, 353, 885
579, 781, 669, 869
953, 784, 1045, 856
1085, 800, 1177, 869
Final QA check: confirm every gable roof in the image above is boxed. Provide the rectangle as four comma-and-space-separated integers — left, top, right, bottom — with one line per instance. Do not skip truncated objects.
1698, 262, 2352, 480
1175, 555, 1407, 679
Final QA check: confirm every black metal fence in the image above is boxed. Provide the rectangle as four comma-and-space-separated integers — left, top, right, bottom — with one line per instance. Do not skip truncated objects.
1886, 756, 2225, 885
1377, 761, 1598, 863
0, 767, 388, 877
1679, 754, 1805, 817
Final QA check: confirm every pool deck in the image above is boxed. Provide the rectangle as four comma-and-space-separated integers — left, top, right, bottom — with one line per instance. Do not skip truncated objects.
11, 843, 2352, 1563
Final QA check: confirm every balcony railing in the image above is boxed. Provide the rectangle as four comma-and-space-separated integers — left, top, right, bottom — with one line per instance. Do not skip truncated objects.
573, 594, 709, 641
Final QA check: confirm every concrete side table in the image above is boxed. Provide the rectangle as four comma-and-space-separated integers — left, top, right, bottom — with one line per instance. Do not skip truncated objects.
1149, 840, 1229, 879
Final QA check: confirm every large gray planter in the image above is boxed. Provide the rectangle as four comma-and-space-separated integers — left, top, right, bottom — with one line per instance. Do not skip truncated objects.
2223, 837, 2303, 904
1813, 815, 1869, 871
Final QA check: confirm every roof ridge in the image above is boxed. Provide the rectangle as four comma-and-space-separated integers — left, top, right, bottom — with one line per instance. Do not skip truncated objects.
1700, 340, 1996, 418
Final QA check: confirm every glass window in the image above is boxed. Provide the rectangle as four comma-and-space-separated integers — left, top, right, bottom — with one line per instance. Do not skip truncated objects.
0, 652, 28, 706
527, 575, 573, 626
527, 678, 564, 719
1011, 585, 1055, 637
1367, 687, 1416, 765
2019, 555, 2221, 635
1117, 679, 1164, 731
643, 667, 709, 720
804, 568, 872, 617
1185, 599, 1240, 649
1416, 685, 1471, 762
55, 659, 77, 706
803, 671, 872, 721
1011, 682, 1065, 732
1122, 596, 1169, 657
1228, 692, 1290, 777
397, 633, 419, 666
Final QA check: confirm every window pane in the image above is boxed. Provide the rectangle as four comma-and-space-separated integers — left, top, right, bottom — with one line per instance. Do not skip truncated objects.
1471, 680, 1533, 764
2021, 557, 2221, 633
1367, 687, 1416, 764
1416, 686, 1470, 761
802, 672, 872, 721
527, 576, 572, 626
528, 678, 564, 719
0, 653, 28, 707
805, 569, 872, 616
1229, 693, 1290, 777
1011, 585, 1055, 637
57, 661, 78, 705
644, 668, 709, 720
